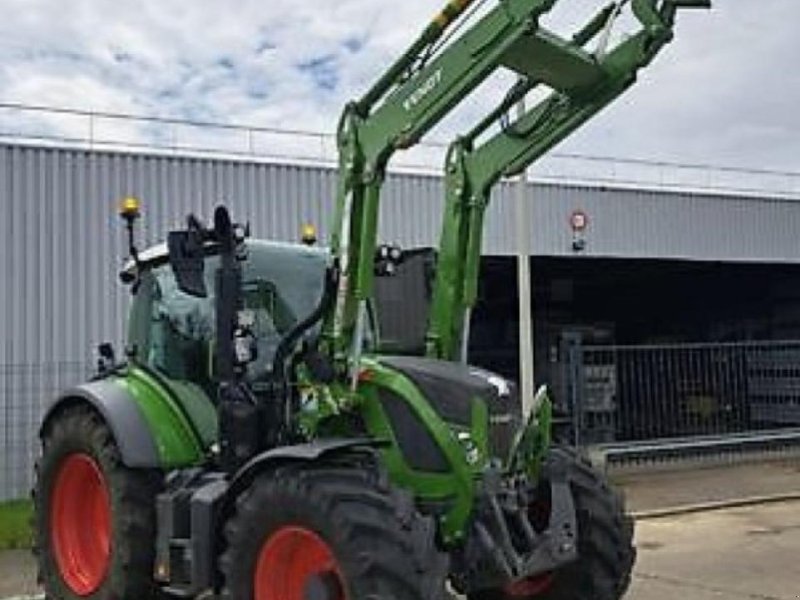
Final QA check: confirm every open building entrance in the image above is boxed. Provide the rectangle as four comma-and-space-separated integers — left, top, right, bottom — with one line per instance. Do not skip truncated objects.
469, 257, 800, 443
373, 252, 800, 441
470, 256, 800, 381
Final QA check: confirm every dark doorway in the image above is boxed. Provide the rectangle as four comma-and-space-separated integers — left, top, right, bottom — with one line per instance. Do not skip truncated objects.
469, 257, 800, 386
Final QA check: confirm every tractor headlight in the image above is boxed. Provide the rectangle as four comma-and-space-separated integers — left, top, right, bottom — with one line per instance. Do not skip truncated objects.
457, 431, 480, 465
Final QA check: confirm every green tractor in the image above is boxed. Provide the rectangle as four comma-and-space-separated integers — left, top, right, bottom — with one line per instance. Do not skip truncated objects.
33, 1, 710, 599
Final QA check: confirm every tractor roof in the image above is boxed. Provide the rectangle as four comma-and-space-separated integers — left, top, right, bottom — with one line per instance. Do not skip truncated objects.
121, 238, 329, 279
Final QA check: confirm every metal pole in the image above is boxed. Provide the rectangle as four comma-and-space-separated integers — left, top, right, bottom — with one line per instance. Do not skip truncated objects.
515, 92, 536, 418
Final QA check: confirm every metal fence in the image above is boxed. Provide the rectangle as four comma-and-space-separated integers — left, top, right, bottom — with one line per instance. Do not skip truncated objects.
563, 339, 800, 455
0, 362, 91, 501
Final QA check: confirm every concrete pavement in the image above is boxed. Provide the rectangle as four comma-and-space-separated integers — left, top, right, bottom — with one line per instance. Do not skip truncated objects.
3, 457, 799, 600
613, 458, 800, 514
0, 550, 37, 598
4, 500, 799, 599
628, 500, 800, 599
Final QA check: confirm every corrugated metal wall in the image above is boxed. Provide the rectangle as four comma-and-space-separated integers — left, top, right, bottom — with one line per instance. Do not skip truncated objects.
3, 141, 800, 499
524, 184, 800, 263
7, 142, 800, 363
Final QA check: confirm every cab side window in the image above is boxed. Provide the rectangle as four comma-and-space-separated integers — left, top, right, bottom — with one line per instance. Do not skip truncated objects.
242, 280, 291, 381
147, 266, 215, 383
126, 254, 316, 385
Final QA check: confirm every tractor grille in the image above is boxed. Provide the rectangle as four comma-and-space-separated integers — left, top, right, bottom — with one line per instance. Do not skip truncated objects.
379, 388, 451, 473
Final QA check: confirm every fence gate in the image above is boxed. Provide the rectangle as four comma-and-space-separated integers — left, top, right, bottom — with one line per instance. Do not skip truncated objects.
563, 340, 800, 461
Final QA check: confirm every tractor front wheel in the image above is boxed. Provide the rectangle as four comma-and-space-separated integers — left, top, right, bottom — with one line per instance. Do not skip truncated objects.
469, 446, 635, 600
33, 404, 162, 600
219, 458, 449, 600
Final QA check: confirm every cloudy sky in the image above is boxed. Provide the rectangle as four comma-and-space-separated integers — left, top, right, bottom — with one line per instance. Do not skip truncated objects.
0, 0, 798, 175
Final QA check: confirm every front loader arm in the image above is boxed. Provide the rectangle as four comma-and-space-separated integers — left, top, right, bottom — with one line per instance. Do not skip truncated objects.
326, 0, 582, 375
426, 0, 711, 361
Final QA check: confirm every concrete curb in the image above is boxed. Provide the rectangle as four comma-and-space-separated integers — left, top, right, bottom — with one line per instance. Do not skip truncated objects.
632, 491, 800, 520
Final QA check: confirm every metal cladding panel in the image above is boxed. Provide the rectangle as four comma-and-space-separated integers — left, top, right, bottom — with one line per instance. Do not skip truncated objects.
0, 145, 447, 364
512, 183, 800, 262
4, 142, 800, 367
0, 149, 8, 368
485, 182, 518, 254
381, 171, 445, 248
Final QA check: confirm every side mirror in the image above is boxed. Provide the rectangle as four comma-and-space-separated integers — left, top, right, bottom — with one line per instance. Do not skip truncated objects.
97, 342, 116, 374
168, 216, 208, 297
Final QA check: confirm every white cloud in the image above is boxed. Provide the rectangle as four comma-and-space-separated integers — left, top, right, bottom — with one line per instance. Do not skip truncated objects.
0, 0, 797, 176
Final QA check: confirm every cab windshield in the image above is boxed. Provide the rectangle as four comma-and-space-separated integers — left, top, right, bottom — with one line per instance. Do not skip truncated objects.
134, 241, 328, 384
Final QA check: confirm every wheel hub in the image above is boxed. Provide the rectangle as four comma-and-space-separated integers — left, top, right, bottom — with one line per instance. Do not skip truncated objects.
504, 573, 554, 597
254, 525, 346, 600
50, 453, 112, 596
304, 572, 345, 600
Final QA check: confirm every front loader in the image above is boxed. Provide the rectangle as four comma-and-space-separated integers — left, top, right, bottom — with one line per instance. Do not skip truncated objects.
33, 2, 710, 599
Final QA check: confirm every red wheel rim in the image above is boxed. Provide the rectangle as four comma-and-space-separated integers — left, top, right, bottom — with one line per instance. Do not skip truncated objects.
504, 573, 554, 597
254, 526, 346, 600
50, 453, 111, 596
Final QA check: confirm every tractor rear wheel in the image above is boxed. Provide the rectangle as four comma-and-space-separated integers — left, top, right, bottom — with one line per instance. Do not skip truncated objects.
219, 458, 449, 600
469, 446, 635, 600
33, 404, 162, 600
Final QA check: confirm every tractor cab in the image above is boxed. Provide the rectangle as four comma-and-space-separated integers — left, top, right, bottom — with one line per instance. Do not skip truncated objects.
123, 239, 329, 387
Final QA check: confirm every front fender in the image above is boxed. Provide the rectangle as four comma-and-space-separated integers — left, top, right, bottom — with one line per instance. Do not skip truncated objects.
225, 438, 383, 503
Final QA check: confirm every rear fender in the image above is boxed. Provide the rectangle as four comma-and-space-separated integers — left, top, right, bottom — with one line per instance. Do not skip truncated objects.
41, 379, 161, 467
41, 373, 207, 469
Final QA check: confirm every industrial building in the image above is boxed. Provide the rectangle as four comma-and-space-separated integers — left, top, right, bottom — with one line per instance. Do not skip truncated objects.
5, 142, 800, 362
3, 139, 800, 498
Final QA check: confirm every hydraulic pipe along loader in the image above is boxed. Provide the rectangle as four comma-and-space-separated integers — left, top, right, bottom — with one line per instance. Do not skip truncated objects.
33, 1, 711, 599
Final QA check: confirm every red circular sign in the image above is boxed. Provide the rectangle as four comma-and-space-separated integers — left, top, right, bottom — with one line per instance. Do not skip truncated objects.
570, 210, 588, 232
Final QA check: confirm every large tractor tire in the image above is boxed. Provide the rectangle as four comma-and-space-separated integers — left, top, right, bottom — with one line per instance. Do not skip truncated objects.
33, 404, 162, 600
470, 446, 635, 600
219, 458, 449, 600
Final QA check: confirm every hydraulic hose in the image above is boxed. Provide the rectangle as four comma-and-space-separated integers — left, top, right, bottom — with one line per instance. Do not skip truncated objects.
271, 264, 339, 386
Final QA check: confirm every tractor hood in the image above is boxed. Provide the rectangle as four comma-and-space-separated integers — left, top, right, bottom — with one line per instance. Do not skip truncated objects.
378, 355, 522, 459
